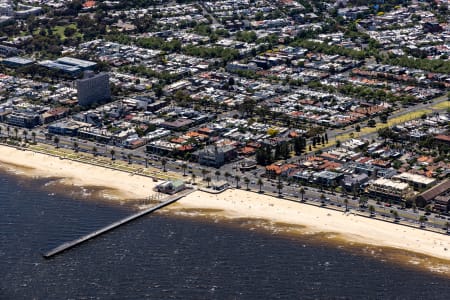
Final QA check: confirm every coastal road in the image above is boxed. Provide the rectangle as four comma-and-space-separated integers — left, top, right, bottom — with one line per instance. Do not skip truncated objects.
1, 133, 448, 233
208, 170, 450, 233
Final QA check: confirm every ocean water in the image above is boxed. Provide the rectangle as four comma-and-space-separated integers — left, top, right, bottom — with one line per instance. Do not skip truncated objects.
0, 171, 449, 300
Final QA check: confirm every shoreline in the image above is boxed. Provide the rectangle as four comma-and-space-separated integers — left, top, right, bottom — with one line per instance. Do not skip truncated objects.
169, 189, 450, 263
0, 144, 449, 267
168, 208, 450, 276
0, 144, 160, 201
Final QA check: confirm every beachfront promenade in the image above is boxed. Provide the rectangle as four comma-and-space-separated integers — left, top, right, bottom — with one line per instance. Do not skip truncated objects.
23, 142, 182, 182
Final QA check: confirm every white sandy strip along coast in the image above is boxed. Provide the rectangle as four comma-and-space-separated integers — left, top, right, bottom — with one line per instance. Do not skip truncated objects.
0, 145, 158, 200
1, 144, 449, 262
174, 189, 450, 262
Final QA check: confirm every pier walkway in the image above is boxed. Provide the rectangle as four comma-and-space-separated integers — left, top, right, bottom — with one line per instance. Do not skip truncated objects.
43, 189, 193, 258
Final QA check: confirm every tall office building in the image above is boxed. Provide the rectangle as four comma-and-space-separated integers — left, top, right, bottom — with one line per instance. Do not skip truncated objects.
76, 71, 111, 107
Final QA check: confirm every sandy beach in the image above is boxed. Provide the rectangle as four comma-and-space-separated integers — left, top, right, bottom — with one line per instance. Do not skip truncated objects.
1, 144, 449, 264
0, 145, 158, 200
173, 189, 450, 262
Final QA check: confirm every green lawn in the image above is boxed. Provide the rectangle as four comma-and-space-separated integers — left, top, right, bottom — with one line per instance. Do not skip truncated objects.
431, 101, 450, 110
305, 109, 432, 153
31, 23, 83, 40
359, 109, 432, 134
28, 144, 182, 181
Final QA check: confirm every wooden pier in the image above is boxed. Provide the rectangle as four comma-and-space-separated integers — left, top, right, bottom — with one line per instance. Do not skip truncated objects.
43, 191, 191, 258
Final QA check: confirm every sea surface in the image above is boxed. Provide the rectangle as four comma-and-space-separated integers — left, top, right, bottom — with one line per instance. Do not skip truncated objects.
1, 170, 449, 300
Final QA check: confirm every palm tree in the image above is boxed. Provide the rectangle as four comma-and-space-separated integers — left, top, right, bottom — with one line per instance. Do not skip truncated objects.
73, 142, 78, 152
320, 193, 327, 206
244, 177, 250, 190
181, 163, 187, 176
110, 149, 115, 160
392, 210, 399, 222
215, 170, 221, 181
31, 131, 36, 143
161, 158, 167, 172
257, 178, 263, 193
235, 175, 240, 188
22, 130, 28, 142
299, 187, 305, 202
369, 205, 375, 217
201, 168, 208, 180
92, 146, 97, 157
277, 182, 283, 197
412, 200, 417, 213
419, 216, 427, 228
127, 154, 132, 164
425, 204, 432, 215
224, 171, 231, 183
359, 196, 367, 208
53, 136, 59, 148
206, 176, 211, 187
352, 186, 359, 200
